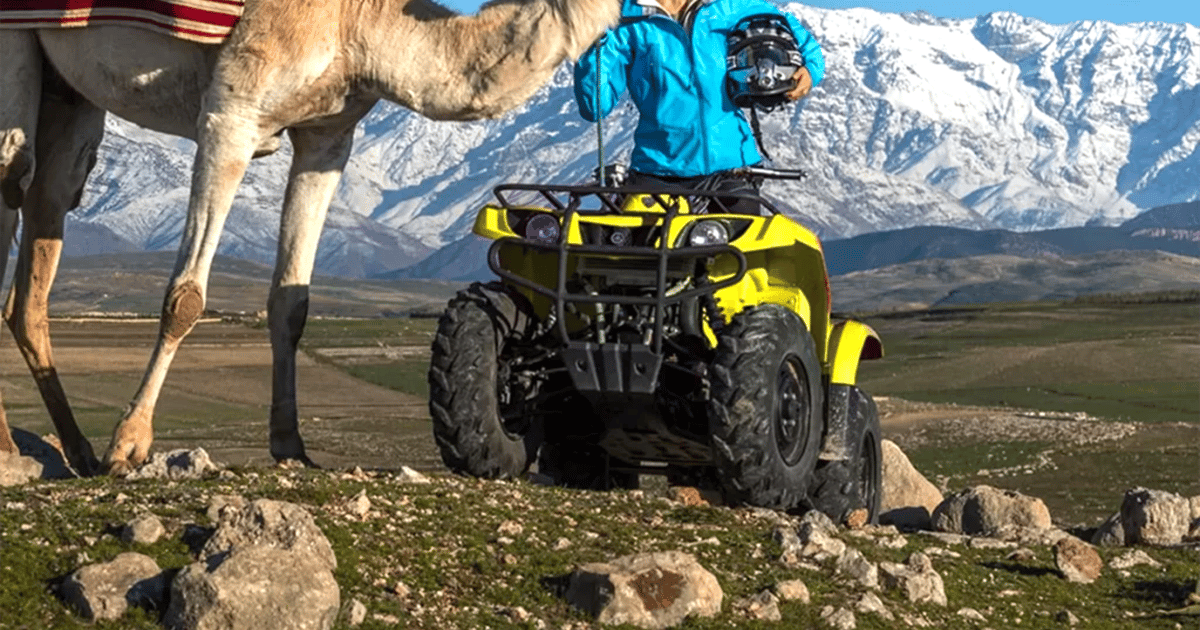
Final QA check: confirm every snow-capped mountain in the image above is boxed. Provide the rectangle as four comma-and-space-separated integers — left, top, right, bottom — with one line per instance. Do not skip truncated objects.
69, 5, 1199, 276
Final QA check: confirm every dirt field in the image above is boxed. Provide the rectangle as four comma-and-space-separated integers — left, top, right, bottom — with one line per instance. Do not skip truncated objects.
0, 318, 439, 472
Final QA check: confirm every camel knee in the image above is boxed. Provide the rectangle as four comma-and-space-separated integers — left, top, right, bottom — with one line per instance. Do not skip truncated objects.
0, 131, 34, 208
161, 280, 205, 342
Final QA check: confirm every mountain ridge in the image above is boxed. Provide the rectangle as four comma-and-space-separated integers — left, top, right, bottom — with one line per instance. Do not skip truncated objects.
57, 6, 1200, 277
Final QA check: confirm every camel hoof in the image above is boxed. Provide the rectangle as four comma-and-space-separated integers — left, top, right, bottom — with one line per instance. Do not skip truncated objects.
104, 459, 136, 478
274, 455, 318, 470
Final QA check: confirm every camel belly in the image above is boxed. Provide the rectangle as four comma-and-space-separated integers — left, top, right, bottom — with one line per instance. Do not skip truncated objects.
37, 26, 217, 140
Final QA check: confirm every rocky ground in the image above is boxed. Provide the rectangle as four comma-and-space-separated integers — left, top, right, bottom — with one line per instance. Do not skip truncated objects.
1, 435, 1198, 630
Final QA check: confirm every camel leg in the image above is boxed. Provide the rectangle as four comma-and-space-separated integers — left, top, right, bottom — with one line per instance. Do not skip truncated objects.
4, 88, 105, 476
0, 31, 41, 457
268, 125, 355, 465
103, 102, 263, 475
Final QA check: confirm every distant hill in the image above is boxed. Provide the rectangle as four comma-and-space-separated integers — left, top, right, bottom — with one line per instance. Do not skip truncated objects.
823, 225, 1200, 276
1120, 200, 1200, 229
830, 250, 1200, 313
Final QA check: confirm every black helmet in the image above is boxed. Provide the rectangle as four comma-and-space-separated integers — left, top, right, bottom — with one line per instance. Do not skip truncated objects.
726, 13, 805, 111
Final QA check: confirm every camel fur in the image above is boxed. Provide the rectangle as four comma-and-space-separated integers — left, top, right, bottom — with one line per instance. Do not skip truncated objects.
0, 0, 620, 476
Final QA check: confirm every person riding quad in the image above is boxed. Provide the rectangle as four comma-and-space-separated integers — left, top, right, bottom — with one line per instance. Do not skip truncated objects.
574, 0, 825, 208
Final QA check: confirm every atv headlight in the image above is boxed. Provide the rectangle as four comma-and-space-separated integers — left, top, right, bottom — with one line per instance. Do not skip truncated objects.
524, 213, 561, 244
687, 220, 730, 247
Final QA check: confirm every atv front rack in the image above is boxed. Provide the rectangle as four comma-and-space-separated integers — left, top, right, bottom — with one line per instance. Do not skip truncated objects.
486, 183, 754, 393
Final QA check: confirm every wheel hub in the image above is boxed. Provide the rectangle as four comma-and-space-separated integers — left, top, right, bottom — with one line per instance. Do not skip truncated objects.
775, 357, 810, 466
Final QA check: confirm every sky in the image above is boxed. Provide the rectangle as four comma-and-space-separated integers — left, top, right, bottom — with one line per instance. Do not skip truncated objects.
438, 0, 1198, 27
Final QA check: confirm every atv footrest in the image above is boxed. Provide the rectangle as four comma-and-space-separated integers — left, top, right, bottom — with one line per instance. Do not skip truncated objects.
563, 342, 662, 394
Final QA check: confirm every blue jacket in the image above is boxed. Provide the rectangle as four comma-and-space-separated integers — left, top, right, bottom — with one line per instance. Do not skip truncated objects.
574, 0, 825, 178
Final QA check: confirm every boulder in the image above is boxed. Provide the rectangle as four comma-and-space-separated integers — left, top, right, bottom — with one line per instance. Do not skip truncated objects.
122, 513, 166, 545
59, 552, 167, 621
166, 545, 339, 630
127, 448, 220, 480
1121, 488, 1190, 546
774, 579, 810, 603
201, 499, 336, 571
835, 548, 879, 589
165, 500, 340, 630
1053, 537, 1102, 583
1090, 512, 1125, 547
732, 590, 781, 621
879, 552, 946, 606
564, 551, 722, 629
879, 440, 943, 531
0, 448, 42, 487
931, 486, 1051, 537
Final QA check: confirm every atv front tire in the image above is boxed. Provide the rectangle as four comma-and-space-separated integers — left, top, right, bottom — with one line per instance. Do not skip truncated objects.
429, 283, 537, 479
709, 304, 824, 511
809, 386, 883, 525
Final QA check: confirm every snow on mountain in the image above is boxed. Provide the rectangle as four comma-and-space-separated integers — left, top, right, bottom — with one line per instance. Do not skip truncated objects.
70, 6, 1199, 277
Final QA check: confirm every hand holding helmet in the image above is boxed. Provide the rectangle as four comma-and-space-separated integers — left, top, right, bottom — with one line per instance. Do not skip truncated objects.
787, 66, 813, 101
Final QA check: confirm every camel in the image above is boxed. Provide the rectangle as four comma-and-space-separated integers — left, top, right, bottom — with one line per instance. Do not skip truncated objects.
0, 0, 620, 476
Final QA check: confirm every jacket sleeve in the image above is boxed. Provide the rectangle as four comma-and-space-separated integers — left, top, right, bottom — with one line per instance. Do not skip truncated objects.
783, 12, 826, 87
574, 29, 633, 122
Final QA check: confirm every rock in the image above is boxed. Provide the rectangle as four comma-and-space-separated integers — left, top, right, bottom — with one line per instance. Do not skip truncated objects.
879, 552, 946, 606
564, 551, 722, 629
845, 509, 869, 530
201, 499, 337, 572
347, 599, 367, 626
957, 607, 986, 621
1091, 512, 1125, 546
774, 579, 810, 603
11, 428, 76, 478
931, 485, 1052, 537
121, 513, 166, 545
0, 448, 43, 487
166, 545, 339, 630
497, 520, 524, 537
820, 606, 857, 630
59, 552, 167, 621
1053, 537, 1102, 583
1121, 488, 1190, 546
346, 490, 371, 519
669, 486, 710, 507
855, 592, 894, 621
879, 440, 943, 531
967, 536, 1017, 550
205, 495, 247, 523
797, 515, 846, 561
1056, 609, 1080, 626
775, 525, 804, 566
799, 509, 839, 536
732, 590, 781, 622
1109, 549, 1161, 570
991, 525, 1069, 546
396, 466, 430, 484
835, 548, 879, 589
126, 448, 220, 480
1005, 548, 1037, 562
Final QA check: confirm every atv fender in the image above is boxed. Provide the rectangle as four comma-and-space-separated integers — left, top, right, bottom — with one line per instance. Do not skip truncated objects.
826, 320, 882, 386
819, 321, 883, 461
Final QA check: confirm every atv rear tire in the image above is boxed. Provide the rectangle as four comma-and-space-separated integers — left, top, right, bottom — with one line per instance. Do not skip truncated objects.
538, 441, 639, 490
809, 387, 883, 525
429, 282, 537, 479
709, 304, 824, 511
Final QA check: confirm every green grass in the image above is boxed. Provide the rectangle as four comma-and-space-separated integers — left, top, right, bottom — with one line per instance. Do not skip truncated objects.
345, 359, 432, 401
857, 300, 1200, 425
3, 471, 1198, 629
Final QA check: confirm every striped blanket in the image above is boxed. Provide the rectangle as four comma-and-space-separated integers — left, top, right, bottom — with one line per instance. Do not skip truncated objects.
0, 0, 244, 44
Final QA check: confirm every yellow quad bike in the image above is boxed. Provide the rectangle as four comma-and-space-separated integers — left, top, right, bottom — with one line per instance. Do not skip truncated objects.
428, 167, 884, 520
